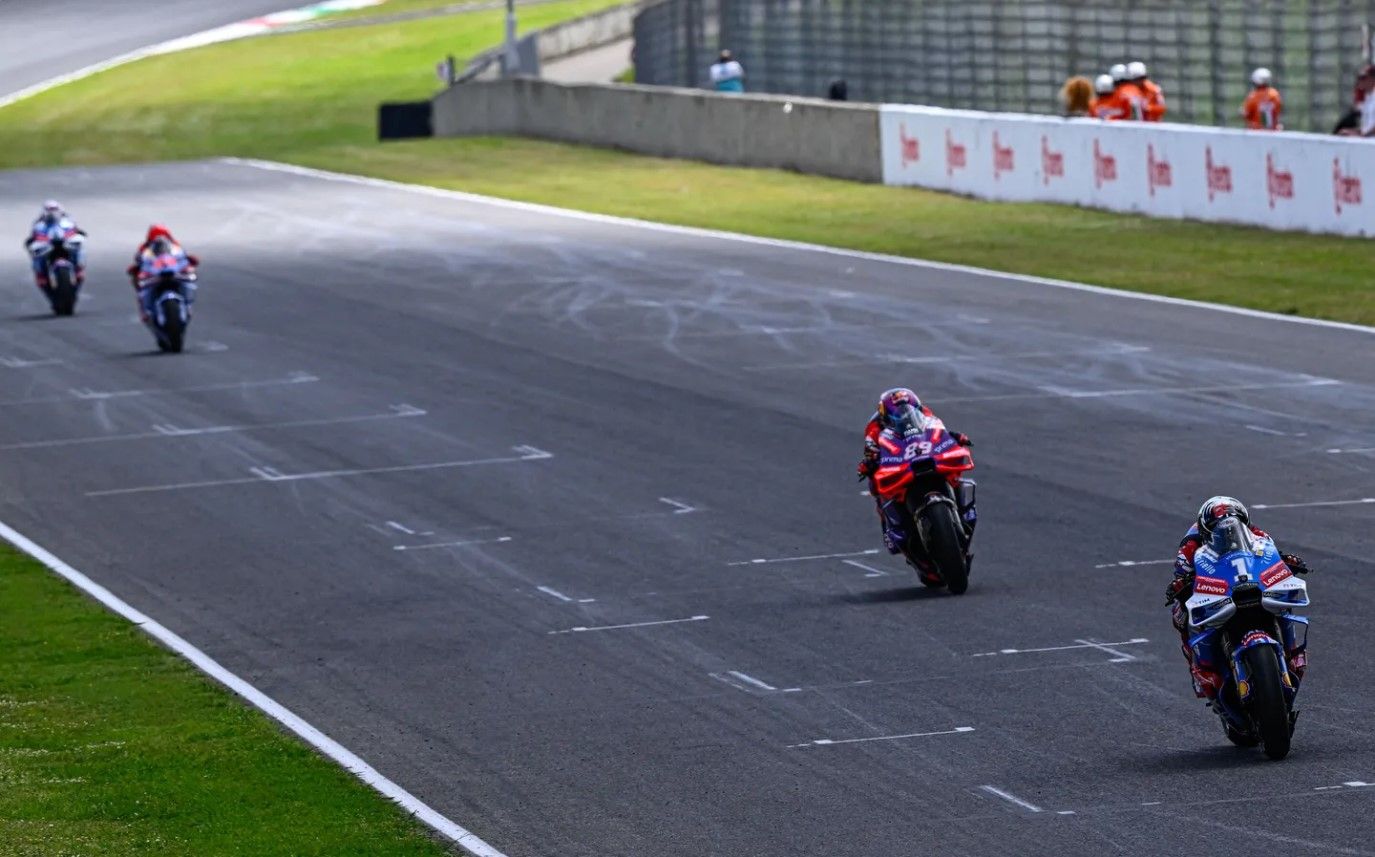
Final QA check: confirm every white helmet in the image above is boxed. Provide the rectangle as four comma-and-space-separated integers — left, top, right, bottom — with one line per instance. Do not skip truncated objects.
1094, 74, 1115, 95
1252, 67, 1273, 87
41, 200, 63, 218
1126, 61, 1148, 80
1109, 63, 1128, 82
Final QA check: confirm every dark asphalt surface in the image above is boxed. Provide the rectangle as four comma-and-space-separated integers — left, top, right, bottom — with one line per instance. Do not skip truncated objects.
0, 0, 295, 100
1, 159, 1373, 856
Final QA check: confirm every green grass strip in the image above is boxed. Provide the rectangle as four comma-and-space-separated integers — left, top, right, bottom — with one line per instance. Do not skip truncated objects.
0, 544, 451, 856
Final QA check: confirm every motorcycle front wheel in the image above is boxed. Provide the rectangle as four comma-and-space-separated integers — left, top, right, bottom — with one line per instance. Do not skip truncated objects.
919, 501, 969, 595
1242, 645, 1292, 760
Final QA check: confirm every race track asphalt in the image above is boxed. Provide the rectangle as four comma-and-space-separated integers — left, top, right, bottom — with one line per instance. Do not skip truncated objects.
0, 0, 297, 100
1, 159, 1373, 856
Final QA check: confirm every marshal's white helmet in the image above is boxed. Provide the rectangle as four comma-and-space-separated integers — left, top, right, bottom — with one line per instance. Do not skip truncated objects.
1126, 61, 1148, 80
1109, 63, 1128, 82
1094, 74, 1115, 95
1252, 67, 1273, 87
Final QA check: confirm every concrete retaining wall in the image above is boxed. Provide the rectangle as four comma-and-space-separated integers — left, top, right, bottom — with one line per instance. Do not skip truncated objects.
432, 80, 883, 182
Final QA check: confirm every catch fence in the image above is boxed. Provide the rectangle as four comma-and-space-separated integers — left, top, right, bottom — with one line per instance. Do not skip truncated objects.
633, 0, 1375, 132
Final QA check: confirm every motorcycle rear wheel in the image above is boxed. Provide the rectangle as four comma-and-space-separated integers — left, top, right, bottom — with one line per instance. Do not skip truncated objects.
1242, 646, 1292, 760
921, 502, 969, 595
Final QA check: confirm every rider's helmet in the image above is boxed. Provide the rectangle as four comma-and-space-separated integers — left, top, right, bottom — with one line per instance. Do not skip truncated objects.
1093, 74, 1115, 96
1197, 495, 1249, 536
1126, 60, 1148, 81
1252, 67, 1273, 88
40, 200, 63, 224
878, 387, 925, 435
145, 224, 173, 245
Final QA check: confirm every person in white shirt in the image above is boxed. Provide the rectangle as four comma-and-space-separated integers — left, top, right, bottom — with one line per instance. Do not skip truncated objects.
709, 49, 745, 93
1339, 65, 1375, 137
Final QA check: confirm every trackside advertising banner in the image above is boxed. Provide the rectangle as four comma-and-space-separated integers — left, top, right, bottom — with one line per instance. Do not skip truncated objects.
880, 105, 1374, 237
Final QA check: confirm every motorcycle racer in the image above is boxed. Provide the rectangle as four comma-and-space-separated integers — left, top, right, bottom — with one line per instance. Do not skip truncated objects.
128, 225, 199, 322
22, 200, 86, 291
857, 388, 976, 575
1165, 496, 1311, 699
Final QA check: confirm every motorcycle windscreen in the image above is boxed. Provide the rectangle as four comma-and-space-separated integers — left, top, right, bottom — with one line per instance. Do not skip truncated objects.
1208, 517, 1256, 556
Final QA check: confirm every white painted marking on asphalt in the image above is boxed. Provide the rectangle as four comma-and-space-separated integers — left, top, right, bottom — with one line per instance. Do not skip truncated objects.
386, 521, 415, 535
226, 160, 1375, 341
1074, 638, 1138, 663
0, 519, 507, 857
511, 444, 553, 459
1254, 498, 1375, 510
1329, 447, 1375, 455
0, 356, 63, 368
728, 549, 880, 566
842, 559, 889, 577
1022, 378, 1339, 402
979, 786, 1044, 813
1316, 786, 1344, 791
231, 157, 1375, 342
394, 536, 513, 552
726, 671, 777, 691
86, 446, 552, 497
657, 497, 696, 514
202, 340, 230, 352
788, 726, 974, 748
1346, 781, 1373, 788
746, 344, 1150, 372
971, 638, 1149, 659
1093, 558, 1172, 569
1141, 801, 1163, 806
549, 615, 709, 635
0, 405, 425, 451
53, 372, 317, 405
535, 585, 593, 603
1245, 424, 1305, 437
1057, 810, 1076, 815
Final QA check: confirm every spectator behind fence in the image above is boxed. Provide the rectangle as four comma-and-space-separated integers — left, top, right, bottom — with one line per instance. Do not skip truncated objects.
828, 79, 848, 101
1089, 74, 1124, 119
1334, 65, 1374, 135
1061, 76, 1093, 116
1242, 68, 1283, 130
1110, 63, 1146, 121
1129, 61, 1166, 121
710, 50, 745, 93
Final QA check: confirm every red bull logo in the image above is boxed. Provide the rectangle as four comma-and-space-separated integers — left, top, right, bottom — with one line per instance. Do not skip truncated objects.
899, 123, 920, 166
1040, 135, 1064, 185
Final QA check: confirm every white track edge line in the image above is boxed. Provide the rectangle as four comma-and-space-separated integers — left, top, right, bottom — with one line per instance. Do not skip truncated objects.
0, 518, 507, 857
221, 157, 1375, 338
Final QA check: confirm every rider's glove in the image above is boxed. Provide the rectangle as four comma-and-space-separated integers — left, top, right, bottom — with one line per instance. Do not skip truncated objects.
1165, 574, 1193, 605
1282, 553, 1311, 575
953, 433, 972, 447
856, 458, 877, 479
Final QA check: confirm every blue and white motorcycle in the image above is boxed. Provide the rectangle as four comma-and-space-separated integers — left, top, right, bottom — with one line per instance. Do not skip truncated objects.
28, 221, 85, 316
137, 247, 197, 353
1185, 517, 1310, 759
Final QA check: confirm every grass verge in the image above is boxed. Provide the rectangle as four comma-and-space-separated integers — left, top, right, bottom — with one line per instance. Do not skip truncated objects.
0, 545, 450, 856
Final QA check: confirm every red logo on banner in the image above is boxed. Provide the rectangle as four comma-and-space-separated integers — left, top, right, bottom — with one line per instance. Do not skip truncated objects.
1147, 143, 1173, 196
945, 129, 967, 177
1093, 139, 1117, 189
1205, 146, 1233, 202
899, 123, 920, 166
992, 131, 1015, 180
1333, 157, 1363, 215
1041, 135, 1064, 185
1267, 153, 1294, 208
